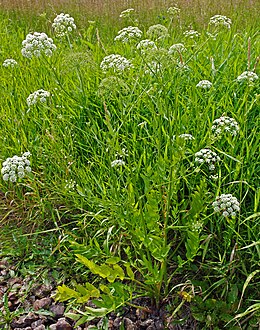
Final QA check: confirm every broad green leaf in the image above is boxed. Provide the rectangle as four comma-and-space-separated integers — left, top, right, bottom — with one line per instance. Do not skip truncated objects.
55, 284, 80, 302
105, 257, 121, 264
98, 264, 112, 278
99, 284, 111, 294
113, 264, 125, 280
126, 264, 135, 280
75, 315, 95, 327
75, 254, 96, 273
65, 312, 81, 321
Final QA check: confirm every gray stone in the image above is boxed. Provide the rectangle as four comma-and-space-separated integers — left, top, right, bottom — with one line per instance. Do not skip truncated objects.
34, 326, 45, 330
50, 303, 65, 319
147, 325, 156, 330
31, 319, 45, 328
124, 318, 135, 330
56, 318, 72, 330
113, 317, 122, 327
32, 284, 53, 299
11, 312, 38, 327
49, 325, 57, 330
33, 297, 52, 310
155, 320, 164, 330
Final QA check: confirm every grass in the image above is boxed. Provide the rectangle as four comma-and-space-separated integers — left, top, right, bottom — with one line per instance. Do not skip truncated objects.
0, 1, 259, 328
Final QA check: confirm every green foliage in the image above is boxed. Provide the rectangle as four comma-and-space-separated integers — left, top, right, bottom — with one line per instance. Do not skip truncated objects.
55, 256, 133, 324
191, 296, 239, 329
0, 3, 259, 329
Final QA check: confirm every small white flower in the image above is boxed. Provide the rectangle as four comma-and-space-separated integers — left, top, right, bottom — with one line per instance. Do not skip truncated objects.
213, 194, 240, 217
65, 179, 76, 191
147, 24, 168, 40
167, 6, 181, 16
100, 54, 133, 74
3, 59, 18, 68
52, 13, 77, 37
211, 116, 239, 136
10, 176, 17, 183
168, 43, 186, 54
23, 151, 31, 158
111, 159, 125, 167
178, 133, 194, 141
119, 8, 135, 18
114, 26, 142, 43
137, 39, 157, 54
190, 220, 203, 232
25, 166, 32, 172
196, 80, 212, 89
195, 148, 220, 171
236, 71, 258, 83
3, 173, 9, 181
209, 15, 232, 29
1, 152, 31, 182
183, 29, 200, 39
21, 32, 56, 59
27, 89, 50, 107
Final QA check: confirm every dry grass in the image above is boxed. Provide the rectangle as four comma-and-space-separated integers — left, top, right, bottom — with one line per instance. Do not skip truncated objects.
0, 0, 259, 28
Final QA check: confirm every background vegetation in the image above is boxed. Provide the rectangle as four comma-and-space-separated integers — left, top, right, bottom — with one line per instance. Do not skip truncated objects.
0, 0, 259, 328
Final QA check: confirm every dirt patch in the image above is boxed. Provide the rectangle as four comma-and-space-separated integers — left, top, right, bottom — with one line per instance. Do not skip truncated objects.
0, 259, 196, 329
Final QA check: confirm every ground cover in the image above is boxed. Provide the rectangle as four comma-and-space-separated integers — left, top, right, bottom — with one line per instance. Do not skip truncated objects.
0, 1, 259, 329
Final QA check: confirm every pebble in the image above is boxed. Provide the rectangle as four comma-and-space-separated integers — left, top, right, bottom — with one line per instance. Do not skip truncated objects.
50, 303, 65, 319
56, 318, 72, 330
33, 297, 52, 310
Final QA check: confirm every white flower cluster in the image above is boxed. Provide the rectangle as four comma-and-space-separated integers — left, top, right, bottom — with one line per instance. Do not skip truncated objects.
100, 54, 133, 74
168, 43, 186, 54
147, 24, 169, 40
114, 26, 142, 43
167, 6, 181, 16
211, 116, 239, 136
236, 71, 259, 83
52, 13, 77, 37
145, 61, 161, 76
27, 89, 51, 107
65, 179, 76, 191
195, 148, 220, 171
178, 133, 195, 140
212, 194, 240, 217
1, 152, 32, 183
3, 59, 18, 68
183, 29, 200, 39
137, 39, 157, 53
119, 8, 135, 18
111, 159, 125, 167
190, 220, 203, 232
196, 80, 212, 89
21, 32, 56, 58
209, 15, 232, 29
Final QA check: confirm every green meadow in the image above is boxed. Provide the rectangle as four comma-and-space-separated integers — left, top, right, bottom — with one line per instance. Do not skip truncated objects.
0, 1, 259, 328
